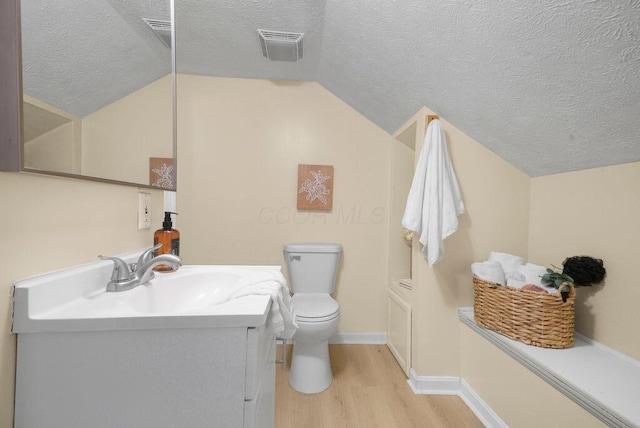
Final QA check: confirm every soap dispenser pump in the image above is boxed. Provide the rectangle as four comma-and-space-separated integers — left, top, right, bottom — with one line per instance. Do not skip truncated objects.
153, 212, 180, 272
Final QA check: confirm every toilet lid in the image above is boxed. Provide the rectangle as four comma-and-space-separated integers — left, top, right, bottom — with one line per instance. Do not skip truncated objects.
292, 294, 339, 321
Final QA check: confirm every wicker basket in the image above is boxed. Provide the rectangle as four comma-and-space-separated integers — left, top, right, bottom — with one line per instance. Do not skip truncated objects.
473, 275, 575, 349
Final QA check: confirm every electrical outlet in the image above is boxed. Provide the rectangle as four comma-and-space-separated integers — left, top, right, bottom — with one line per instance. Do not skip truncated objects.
138, 192, 152, 229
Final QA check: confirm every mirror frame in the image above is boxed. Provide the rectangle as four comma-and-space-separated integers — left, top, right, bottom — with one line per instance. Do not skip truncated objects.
0, 0, 22, 172
0, 0, 178, 190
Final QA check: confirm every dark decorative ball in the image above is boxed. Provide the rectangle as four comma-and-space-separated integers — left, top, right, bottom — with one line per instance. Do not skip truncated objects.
562, 256, 606, 287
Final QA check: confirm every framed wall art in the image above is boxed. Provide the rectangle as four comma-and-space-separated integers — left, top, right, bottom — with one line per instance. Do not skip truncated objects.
297, 164, 334, 210
149, 157, 176, 190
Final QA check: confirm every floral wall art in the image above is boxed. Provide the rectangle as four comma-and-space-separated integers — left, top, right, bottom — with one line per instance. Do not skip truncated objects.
149, 157, 176, 190
297, 164, 334, 210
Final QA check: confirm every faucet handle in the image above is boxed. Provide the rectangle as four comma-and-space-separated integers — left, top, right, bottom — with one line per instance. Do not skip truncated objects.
99, 256, 131, 282
135, 244, 163, 270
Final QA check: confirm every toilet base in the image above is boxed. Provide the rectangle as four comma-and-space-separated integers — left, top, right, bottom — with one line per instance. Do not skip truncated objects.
288, 339, 332, 394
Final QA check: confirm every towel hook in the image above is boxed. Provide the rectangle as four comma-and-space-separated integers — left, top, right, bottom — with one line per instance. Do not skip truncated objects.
425, 115, 439, 134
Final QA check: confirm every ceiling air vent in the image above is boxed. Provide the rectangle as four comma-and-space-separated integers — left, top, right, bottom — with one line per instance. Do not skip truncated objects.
143, 18, 172, 49
258, 29, 304, 62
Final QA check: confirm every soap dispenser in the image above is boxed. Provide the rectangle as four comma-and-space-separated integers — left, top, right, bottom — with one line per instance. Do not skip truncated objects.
153, 212, 180, 272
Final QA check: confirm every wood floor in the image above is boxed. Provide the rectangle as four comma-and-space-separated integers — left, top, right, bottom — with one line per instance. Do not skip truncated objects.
275, 345, 484, 428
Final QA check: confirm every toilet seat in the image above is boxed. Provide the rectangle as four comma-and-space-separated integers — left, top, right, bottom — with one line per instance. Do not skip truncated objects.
292, 293, 340, 323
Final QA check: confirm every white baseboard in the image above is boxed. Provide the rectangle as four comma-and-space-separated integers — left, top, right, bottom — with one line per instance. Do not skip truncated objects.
459, 379, 508, 428
408, 369, 507, 428
407, 369, 460, 395
329, 332, 387, 345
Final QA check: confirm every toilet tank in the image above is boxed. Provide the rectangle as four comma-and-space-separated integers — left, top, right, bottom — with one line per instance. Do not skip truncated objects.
284, 243, 343, 294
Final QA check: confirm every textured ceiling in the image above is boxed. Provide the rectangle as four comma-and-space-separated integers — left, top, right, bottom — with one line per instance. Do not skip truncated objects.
21, 0, 171, 118
22, 0, 640, 176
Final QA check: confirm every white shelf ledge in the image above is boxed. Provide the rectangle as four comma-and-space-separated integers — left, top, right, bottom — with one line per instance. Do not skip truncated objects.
458, 307, 640, 428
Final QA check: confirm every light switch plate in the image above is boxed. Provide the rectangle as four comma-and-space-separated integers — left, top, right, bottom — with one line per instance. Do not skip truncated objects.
138, 192, 151, 229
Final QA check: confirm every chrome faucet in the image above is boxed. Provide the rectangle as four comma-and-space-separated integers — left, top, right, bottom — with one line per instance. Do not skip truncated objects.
129, 243, 162, 279
135, 254, 182, 285
99, 247, 182, 292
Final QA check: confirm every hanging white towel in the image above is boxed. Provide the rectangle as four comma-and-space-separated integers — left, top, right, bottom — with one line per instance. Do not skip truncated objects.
402, 119, 465, 265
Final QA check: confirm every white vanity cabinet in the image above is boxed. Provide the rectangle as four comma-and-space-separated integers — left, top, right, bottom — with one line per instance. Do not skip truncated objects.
12, 259, 281, 428
15, 322, 276, 428
245, 321, 277, 427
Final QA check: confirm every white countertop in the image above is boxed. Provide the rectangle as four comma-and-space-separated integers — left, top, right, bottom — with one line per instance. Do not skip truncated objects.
12, 252, 278, 333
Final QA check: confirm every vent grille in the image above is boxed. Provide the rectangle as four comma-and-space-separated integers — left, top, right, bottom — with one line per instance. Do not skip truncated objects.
143, 18, 172, 49
258, 29, 304, 62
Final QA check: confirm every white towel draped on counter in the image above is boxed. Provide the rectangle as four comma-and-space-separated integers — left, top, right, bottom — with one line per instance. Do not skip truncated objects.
402, 119, 465, 265
226, 270, 298, 339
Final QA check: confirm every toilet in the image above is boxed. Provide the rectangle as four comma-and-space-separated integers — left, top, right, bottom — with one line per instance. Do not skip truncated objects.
284, 242, 342, 394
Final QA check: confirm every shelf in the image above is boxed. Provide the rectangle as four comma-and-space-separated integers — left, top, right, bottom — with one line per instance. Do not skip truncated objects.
459, 307, 640, 428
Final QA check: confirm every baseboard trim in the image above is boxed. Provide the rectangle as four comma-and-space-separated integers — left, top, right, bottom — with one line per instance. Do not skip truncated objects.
407, 369, 460, 395
329, 332, 387, 345
408, 369, 507, 428
459, 378, 509, 428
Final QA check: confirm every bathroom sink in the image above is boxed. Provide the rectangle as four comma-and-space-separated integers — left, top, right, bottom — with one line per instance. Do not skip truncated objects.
131, 268, 245, 314
13, 253, 282, 428
12, 250, 280, 333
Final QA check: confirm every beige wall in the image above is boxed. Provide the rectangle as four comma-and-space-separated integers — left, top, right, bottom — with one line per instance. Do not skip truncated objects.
456, 148, 640, 425
0, 172, 163, 427
82, 74, 173, 184
529, 161, 640, 359
23, 123, 76, 173
22, 95, 82, 174
176, 75, 394, 333
386, 137, 414, 283
21, 76, 173, 185
407, 108, 531, 376
5, 73, 635, 427
460, 325, 604, 427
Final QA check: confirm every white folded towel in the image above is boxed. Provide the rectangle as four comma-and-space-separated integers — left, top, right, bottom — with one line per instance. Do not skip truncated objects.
402, 119, 465, 266
506, 270, 526, 282
471, 260, 505, 285
507, 278, 527, 289
518, 263, 548, 287
227, 270, 298, 339
488, 252, 524, 276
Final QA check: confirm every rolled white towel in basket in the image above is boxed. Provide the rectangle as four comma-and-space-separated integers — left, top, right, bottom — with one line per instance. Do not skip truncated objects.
488, 252, 524, 276
506, 278, 527, 288
471, 260, 505, 285
506, 270, 526, 282
518, 263, 548, 287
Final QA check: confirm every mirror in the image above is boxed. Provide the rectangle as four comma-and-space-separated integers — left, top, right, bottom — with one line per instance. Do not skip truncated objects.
20, 0, 176, 189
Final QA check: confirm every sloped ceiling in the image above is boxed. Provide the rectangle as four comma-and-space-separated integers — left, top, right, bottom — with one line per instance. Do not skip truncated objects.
22, 0, 640, 176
